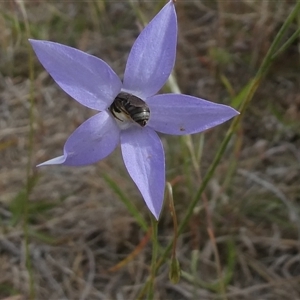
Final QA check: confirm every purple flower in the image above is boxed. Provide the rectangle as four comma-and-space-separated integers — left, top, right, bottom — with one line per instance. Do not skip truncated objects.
30, 0, 238, 219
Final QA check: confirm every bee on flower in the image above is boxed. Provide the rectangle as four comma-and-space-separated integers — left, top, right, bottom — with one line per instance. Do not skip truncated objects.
31, 0, 239, 219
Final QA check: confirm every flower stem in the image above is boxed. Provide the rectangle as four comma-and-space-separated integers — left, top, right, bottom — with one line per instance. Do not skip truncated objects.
147, 214, 158, 300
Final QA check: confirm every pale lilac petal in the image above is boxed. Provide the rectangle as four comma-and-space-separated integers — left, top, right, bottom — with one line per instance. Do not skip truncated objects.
37, 155, 66, 167
147, 94, 239, 135
121, 126, 165, 219
30, 39, 122, 111
37, 111, 120, 166
123, 1, 177, 99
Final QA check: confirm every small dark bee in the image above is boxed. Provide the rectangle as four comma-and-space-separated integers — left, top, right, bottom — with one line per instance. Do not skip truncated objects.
109, 92, 150, 127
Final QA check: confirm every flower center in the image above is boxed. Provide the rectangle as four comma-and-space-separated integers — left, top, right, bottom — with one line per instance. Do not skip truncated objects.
109, 92, 150, 127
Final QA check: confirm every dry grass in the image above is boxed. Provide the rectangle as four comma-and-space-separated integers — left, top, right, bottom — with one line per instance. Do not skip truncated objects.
1, 0, 300, 299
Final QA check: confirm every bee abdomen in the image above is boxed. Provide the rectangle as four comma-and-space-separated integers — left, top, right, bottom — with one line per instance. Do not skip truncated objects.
124, 104, 150, 126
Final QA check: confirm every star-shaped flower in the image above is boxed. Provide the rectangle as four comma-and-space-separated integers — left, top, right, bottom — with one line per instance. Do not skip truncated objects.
31, 0, 238, 219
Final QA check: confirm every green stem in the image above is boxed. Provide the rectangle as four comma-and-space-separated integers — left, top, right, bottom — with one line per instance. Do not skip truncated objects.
257, 0, 300, 77
271, 27, 300, 60
147, 215, 158, 300
16, 1, 36, 298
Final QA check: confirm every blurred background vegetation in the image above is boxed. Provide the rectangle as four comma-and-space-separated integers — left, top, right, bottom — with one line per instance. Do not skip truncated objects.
0, 0, 300, 299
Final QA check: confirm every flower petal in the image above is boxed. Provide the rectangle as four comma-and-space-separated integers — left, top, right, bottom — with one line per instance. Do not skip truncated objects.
120, 126, 165, 219
123, 1, 177, 99
37, 111, 120, 166
30, 39, 122, 111
147, 94, 239, 135
37, 156, 65, 167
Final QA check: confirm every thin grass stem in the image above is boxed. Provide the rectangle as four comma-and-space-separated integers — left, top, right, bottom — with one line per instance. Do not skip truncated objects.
15, 0, 36, 298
